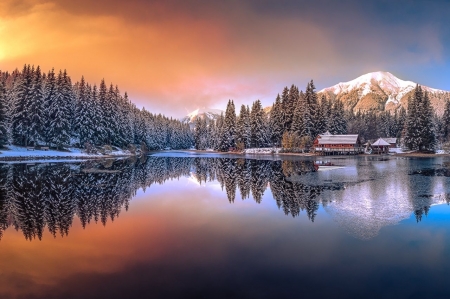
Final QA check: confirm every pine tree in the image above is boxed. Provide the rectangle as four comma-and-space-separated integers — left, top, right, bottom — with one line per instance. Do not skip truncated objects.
404, 85, 423, 150
301, 80, 319, 139
269, 94, 284, 146
280, 86, 290, 132
194, 116, 208, 150
74, 78, 98, 146
418, 91, 436, 150
0, 79, 8, 147
441, 100, 450, 142
237, 104, 251, 149
98, 79, 109, 144
250, 100, 266, 148
47, 70, 72, 148
220, 100, 236, 151
291, 91, 306, 136
316, 95, 328, 134
28, 66, 45, 146
329, 99, 347, 134
11, 65, 33, 146
42, 69, 57, 146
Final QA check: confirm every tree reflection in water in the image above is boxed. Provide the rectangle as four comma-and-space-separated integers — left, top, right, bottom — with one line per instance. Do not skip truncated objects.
1, 156, 442, 241
0, 157, 342, 241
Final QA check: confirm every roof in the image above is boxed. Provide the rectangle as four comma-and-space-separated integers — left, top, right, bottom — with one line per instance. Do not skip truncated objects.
372, 138, 390, 146
317, 134, 360, 145
382, 137, 397, 144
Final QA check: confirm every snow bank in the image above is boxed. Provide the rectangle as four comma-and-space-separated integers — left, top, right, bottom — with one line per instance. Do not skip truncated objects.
389, 147, 405, 154
0, 146, 132, 160
244, 148, 281, 154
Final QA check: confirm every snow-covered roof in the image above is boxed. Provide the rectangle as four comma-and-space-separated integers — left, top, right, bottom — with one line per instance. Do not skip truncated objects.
382, 137, 397, 144
372, 138, 390, 146
317, 134, 360, 145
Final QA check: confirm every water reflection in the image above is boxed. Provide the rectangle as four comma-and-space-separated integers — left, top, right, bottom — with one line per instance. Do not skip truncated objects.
1, 156, 450, 241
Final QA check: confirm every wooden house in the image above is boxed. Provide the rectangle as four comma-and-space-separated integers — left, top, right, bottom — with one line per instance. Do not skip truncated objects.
313, 132, 363, 155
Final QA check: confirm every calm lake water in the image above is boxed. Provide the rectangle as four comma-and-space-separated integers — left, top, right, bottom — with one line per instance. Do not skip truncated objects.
2, 154, 450, 298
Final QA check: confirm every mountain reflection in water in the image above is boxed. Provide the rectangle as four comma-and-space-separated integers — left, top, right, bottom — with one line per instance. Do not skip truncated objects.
0, 156, 449, 241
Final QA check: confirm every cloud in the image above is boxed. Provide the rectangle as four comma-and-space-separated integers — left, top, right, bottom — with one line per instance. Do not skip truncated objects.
0, 0, 447, 117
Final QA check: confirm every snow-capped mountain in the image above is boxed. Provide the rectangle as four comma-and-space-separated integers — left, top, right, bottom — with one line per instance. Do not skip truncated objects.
181, 108, 224, 124
320, 71, 449, 114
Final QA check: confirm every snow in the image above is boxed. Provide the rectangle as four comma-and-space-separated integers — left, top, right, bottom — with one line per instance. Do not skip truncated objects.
320, 71, 446, 108
0, 145, 132, 160
244, 148, 281, 154
181, 107, 224, 124
389, 147, 405, 154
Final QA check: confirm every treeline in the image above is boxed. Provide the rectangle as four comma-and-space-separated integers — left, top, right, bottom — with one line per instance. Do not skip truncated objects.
194, 81, 450, 152
194, 81, 347, 151
0, 65, 193, 150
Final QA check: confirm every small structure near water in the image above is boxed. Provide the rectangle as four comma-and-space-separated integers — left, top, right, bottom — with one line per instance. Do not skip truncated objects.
371, 138, 391, 154
381, 137, 397, 148
313, 132, 363, 155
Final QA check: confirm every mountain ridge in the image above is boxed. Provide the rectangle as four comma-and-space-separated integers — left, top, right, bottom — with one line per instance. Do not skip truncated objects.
319, 71, 450, 114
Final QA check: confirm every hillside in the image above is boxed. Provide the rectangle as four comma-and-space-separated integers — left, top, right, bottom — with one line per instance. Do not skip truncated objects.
181, 108, 224, 124
319, 71, 450, 115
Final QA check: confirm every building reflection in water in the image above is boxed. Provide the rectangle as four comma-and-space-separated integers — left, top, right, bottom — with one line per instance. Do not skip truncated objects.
0, 156, 449, 241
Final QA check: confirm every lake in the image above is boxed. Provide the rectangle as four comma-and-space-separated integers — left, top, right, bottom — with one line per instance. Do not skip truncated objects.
1, 154, 450, 298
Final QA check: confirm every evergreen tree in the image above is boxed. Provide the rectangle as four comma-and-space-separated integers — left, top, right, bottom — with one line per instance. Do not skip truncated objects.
441, 100, 450, 142
74, 78, 98, 146
270, 94, 284, 146
404, 85, 427, 150
291, 91, 306, 136
11, 65, 33, 146
301, 80, 319, 139
418, 91, 436, 150
42, 69, 57, 146
220, 100, 236, 151
250, 100, 266, 148
0, 80, 9, 147
47, 70, 72, 148
237, 104, 251, 149
28, 66, 45, 145
329, 99, 347, 134
280, 86, 290, 132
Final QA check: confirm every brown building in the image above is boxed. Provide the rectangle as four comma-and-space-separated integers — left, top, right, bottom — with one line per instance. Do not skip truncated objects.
313, 132, 363, 155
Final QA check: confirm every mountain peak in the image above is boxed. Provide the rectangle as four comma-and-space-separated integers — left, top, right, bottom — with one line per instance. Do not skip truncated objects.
321, 71, 417, 95
320, 71, 448, 114
181, 107, 224, 124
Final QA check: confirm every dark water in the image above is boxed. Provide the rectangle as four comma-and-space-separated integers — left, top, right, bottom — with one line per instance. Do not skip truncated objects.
2, 155, 450, 298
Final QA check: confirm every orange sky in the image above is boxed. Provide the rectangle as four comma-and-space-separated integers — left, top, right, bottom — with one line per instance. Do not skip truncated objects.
0, 0, 449, 117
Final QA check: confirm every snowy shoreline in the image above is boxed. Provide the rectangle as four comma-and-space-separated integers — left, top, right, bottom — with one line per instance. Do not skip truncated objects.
0, 145, 134, 162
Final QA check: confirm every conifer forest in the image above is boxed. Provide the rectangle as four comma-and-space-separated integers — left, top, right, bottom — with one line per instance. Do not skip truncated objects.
1, 65, 448, 154
194, 81, 449, 152
0, 65, 193, 150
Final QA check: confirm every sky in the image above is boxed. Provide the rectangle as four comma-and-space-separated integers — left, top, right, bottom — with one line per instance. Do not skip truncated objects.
0, 0, 449, 117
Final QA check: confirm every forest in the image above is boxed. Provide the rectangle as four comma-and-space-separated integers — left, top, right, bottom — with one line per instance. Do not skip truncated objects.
0, 65, 193, 151
194, 81, 450, 152
1, 65, 449, 154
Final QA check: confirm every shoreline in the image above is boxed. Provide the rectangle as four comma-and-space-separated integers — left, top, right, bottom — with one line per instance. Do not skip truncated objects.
163, 149, 450, 159
1, 147, 448, 162
0, 146, 136, 162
